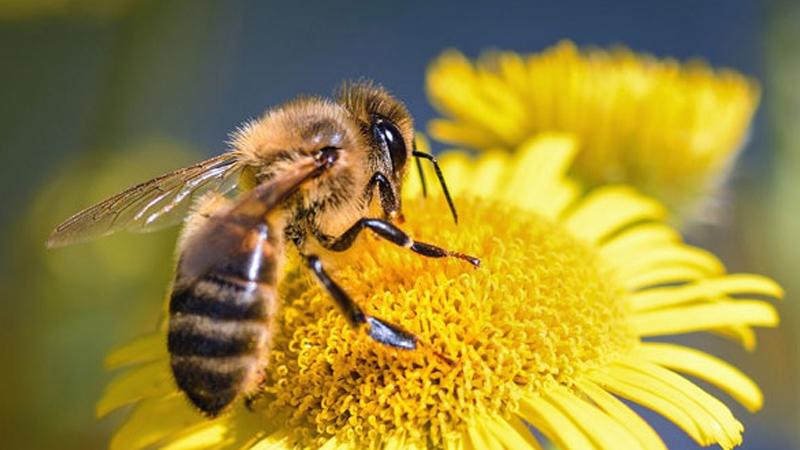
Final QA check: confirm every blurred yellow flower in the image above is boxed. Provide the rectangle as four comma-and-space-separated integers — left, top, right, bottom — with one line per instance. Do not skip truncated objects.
98, 135, 780, 450
427, 41, 760, 219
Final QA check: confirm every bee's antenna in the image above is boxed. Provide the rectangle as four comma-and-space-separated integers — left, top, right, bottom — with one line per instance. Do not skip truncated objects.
413, 140, 428, 197
412, 150, 458, 224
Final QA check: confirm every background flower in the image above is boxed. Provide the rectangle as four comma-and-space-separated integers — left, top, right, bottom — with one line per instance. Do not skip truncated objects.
426, 41, 760, 221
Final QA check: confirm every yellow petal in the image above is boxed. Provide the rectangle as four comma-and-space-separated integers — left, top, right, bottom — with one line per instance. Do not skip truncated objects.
466, 416, 500, 450
589, 369, 705, 445
160, 421, 229, 450
709, 325, 757, 351
510, 418, 544, 450
538, 178, 582, 220
599, 223, 679, 264
214, 410, 278, 450
624, 266, 708, 290
629, 274, 783, 312
546, 384, 643, 450
635, 343, 762, 411
629, 286, 713, 312
710, 274, 784, 298
615, 360, 743, 449
97, 360, 174, 417
318, 437, 348, 450
426, 50, 520, 146
429, 119, 499, 149
633, 300, 778, 336
464, 150, 509, 199
517, 392, 595, 450
110, 394, 205, 450
485, 414, 542, 450
503, 134, 577, 203
105, 333, 164, 369
564, 186, 665, 244
575, 379, 667, 450
249, 430, 292, 450
615, 245, 724, 281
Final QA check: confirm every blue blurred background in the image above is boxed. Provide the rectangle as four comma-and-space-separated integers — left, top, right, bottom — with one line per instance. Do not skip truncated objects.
0, 1, 797, 448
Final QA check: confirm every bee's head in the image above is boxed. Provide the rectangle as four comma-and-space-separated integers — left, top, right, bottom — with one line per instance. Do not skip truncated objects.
337, 81, 413, 220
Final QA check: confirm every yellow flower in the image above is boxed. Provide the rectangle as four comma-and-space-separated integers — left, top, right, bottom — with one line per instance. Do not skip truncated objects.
98, 135, 780, 450
426, 41, 760, 218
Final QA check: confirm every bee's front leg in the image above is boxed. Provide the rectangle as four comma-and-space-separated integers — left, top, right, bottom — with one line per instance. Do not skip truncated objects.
303, 254, 417, 350
315, 218, 480, 267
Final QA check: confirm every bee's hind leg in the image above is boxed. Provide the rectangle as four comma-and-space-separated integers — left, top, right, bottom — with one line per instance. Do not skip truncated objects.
303, 254, 417, 350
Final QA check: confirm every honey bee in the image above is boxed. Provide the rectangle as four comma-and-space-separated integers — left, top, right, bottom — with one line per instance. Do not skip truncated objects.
47, 81, 479, 417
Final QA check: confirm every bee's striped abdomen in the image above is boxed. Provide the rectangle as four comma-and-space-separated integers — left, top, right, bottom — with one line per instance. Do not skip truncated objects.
168, 223, 279, 417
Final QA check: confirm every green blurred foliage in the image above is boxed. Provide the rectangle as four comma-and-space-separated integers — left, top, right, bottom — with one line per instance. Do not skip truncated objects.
0, 139, 198, 449
762, 0, 800, 445
0, 0, 230, 447
0, 0, 140, 21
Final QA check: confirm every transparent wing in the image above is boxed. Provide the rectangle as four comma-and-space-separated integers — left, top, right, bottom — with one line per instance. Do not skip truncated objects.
47, 153, 242, 248
178, 154, 329, 279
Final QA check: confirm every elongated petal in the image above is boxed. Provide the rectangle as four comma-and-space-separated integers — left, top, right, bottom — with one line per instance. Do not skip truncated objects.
110, 395, 205, 450
160, 421, 230, 450
466, 417, 499, 449
565, 186, 665, 244
486, 414, 542, 450
575, 379, 667, 450
429, 119, 499, 149
105, 333, 164, 369
633, 300, 778, 336
600, 224, 680, 263
465, 151, 510, 198
615, 360, 743, 449
588, 369, 706, 445
615, 246, 724, 281
629, 274, 783, 312
249, 428, 292, 450
709, 325, 757, 351
97, 360, 174, 417
635, 343, 762, 411
546, 385, 642, 449
624, 266, 708, 290
517, 393, 595, 450
502, 134, 577, 206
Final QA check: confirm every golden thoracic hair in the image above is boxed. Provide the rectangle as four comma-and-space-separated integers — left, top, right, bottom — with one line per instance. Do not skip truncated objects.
228, 96, 360, 167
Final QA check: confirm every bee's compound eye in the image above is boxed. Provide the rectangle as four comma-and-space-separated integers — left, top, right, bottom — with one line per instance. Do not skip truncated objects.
372, 120, 407, 171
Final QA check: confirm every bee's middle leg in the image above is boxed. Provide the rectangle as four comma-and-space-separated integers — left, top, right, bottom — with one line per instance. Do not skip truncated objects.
318, 218, 480, 267
303, 254, 417, 350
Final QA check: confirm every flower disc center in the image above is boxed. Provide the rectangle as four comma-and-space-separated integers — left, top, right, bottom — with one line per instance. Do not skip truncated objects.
258, 197, 637, 447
